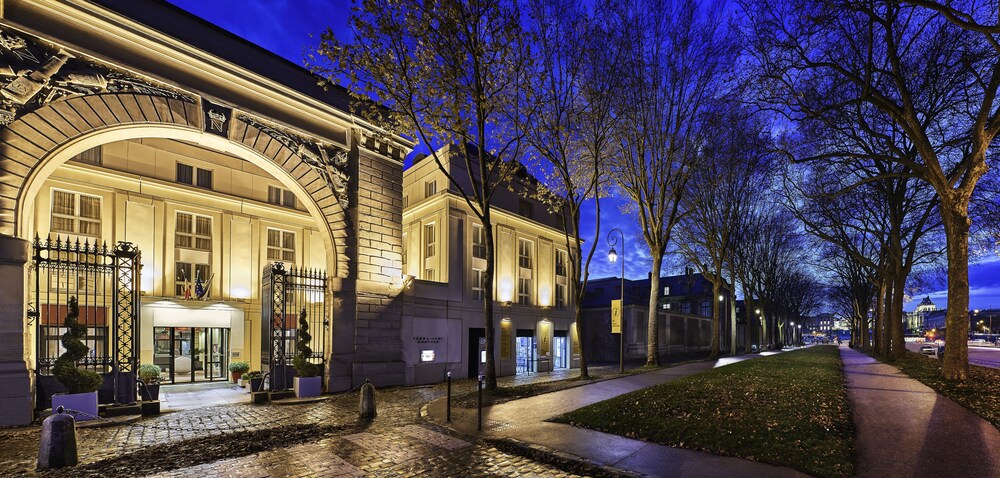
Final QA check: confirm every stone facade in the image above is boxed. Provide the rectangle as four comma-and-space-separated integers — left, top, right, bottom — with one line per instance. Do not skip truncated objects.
0, 0, 413, 422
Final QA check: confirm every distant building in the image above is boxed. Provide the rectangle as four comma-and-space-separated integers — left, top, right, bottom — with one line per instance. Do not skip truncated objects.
906, 297, 938, 332
581, 271, 731, 362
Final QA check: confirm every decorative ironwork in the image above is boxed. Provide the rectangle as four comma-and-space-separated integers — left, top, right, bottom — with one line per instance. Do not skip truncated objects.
32, 235, 141, 405
0, 25, 195, 125
113, 242, 140, 405
237, 113, 350, 207
261, 262, 328, 391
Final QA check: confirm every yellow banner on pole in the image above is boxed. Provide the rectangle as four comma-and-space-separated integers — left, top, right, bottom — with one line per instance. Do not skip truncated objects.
611, 299, 622, 334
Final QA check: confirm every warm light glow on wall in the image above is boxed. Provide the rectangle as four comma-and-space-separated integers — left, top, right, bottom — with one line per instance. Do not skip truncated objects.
499, 278, 513, 302
231, 286, 251, 299
539, 286, 551, 307
141, 266, 156, 293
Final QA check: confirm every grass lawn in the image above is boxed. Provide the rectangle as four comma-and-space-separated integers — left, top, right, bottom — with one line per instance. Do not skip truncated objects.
890, 350, 1000, 428
553, 346, 854, 478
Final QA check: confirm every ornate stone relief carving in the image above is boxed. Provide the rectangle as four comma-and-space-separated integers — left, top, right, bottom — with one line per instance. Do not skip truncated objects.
237, 113, 350, 208
0, 26, 195, 125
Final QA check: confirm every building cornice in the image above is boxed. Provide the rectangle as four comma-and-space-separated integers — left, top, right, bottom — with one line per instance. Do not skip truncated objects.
2, 0, 414, 156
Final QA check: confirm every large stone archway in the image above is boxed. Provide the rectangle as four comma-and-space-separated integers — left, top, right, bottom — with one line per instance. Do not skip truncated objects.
0, 13, 409, 425
0, 93, 350, 278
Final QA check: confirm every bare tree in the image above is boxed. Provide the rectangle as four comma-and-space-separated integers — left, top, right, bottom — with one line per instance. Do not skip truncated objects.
609, 0, 736, 366
747, 0, 1000, 379
521, 0, 623, 377
676, 106, 776, 358
313, 0, 529, 389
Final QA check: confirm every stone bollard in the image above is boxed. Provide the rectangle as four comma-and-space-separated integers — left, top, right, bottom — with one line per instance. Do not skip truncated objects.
37, 406, 78, 470
359, 379, 377, 420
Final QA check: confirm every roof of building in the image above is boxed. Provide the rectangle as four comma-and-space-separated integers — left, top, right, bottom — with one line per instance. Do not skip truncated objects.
582, 271, 720, 308
92, 0, 351, 112
919, 296, 935, 307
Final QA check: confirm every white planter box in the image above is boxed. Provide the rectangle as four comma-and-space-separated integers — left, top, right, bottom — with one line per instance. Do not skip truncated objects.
51, 391, 99, 421
293, 376, 322, 398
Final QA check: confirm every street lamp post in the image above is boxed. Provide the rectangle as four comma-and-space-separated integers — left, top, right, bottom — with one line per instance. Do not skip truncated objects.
790, 321, 795, 346
608, 228, 625, 373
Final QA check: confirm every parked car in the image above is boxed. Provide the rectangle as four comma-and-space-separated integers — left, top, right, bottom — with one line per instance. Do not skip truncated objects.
920, 343, 944, 357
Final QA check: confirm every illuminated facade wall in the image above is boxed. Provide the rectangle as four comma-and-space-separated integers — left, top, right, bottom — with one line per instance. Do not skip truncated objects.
400, 146, 578, 381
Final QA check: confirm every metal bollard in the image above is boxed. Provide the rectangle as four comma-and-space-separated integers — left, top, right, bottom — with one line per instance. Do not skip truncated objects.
359, 379, 377, 420
477, 374, 483, 431
446, 371, 452, 423
38, 406, 78, 470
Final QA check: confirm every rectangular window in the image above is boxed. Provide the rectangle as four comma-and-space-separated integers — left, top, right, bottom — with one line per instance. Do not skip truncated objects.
519, 199, 533, 218
518, 277, 532, 305
403, 195, 409, 208
556, 250, 567, 277
267, 228, 296, 262
176, 212, 212, 251
518, 239, 533, 269
424, 268, 436, 281
681, 302, 691, 314
73, 146, 102, 166
472, 268, 485, 301
663, 286, 670, 296
267, 186, 297, 208
700, 300, 711, 317
424, 180, 437, 198
196, 168, 213, 189
472, 224, 486, 259
51, 190, 101, 237
424, 223, 436, 258
176, 163, 193, 185
556, 283, 567, 308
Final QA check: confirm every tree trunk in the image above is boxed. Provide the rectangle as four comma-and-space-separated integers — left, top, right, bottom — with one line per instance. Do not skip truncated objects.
709, 281, 721, 359
647, 257, 662, 366
482, 211, 497, 389
891, 269, 906, 359
729, 269, 737, 355
875, 279, 887, 358
941, 203, 971, 380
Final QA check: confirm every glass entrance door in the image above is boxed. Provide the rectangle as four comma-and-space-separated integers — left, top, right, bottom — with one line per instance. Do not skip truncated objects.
553, 336, 567, 369
153, 326, 230, 384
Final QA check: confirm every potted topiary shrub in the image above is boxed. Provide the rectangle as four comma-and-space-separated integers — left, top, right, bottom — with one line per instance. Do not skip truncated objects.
244, 370, 264, 393
51, 296, 104, 421
292, 308, 322, 398
228, 361, 249, 383
137, 364, 161, 401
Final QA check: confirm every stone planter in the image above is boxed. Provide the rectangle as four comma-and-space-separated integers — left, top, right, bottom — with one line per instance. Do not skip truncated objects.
293, 376, 321, 398
139, 383, 160, 401
51, 391, 98, 421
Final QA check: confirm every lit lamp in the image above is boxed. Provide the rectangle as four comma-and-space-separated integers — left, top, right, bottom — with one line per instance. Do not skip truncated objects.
790, 321, 795, 346
607, 228, 625, 373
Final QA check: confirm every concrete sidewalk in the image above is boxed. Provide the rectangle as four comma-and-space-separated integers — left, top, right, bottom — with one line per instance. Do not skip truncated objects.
425, 354, 808, 478
841, 346, 1000, 478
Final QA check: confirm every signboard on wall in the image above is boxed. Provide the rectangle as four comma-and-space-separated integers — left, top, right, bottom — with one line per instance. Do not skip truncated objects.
500, 320, 512, 359
539, 321, 551, 357
611, 299, 622, 334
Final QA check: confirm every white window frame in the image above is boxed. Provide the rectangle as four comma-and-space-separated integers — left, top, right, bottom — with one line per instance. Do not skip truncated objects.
266, 228, 296, 263
472, 224, 486, 259
50, 189, 102, 237
472, 267, 485, 301
175, 212, 212, 251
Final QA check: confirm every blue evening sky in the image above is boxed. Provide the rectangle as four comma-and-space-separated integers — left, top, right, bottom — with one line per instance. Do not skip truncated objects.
167, 0, 1000, 313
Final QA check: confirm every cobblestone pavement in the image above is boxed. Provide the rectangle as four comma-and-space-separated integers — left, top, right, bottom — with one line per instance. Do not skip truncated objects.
0, 365, 629, 477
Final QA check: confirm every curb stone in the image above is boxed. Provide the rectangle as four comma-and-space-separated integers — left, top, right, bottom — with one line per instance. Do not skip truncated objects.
484, 436, 645, 478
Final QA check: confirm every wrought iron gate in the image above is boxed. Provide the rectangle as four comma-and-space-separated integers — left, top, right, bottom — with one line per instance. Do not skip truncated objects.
32, 235, 141, 405
261, 262, 328, 391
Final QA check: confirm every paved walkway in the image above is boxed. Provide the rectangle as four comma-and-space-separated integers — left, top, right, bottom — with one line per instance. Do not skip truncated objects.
841, 346, 1000, 478
425, 354, 808, 478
